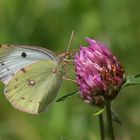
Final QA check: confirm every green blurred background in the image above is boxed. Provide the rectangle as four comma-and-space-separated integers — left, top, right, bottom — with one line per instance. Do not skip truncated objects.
0, 0, 140, 140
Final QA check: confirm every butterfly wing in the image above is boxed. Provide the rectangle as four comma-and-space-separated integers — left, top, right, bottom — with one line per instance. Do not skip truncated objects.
0, 45, 58, 84
4, 60, 63, 114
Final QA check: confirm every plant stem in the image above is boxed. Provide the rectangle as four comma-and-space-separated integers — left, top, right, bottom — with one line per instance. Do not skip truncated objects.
99, 114, 105, 140
106, 101, 115, 140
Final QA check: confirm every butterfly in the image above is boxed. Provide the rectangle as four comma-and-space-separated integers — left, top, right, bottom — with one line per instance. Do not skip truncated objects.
0, 44, 70, 115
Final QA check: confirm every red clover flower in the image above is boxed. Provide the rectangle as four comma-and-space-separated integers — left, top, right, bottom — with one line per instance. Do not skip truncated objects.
74, 38, 125, 107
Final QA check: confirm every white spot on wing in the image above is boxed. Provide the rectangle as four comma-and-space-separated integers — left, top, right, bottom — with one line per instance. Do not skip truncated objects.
28, 79, 36, 86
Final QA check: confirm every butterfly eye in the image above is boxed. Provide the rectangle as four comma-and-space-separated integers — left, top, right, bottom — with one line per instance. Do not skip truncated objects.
65, 53, 71, 59
21, 52, 27, 57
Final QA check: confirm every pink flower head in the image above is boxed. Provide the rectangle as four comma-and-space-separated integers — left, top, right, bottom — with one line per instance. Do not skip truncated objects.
75, 38, 125, 107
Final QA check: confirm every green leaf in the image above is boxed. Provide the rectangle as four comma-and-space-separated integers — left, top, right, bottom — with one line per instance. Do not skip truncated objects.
123, 73, 140, 87
93, 107, 105, 116
56, 91, 79, 102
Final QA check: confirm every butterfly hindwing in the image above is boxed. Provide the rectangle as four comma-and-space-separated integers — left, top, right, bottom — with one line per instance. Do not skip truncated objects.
0, 45, 58, 84
4, 60, 63, 114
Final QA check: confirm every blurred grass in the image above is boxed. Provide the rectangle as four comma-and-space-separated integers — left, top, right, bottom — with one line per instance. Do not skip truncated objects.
0, 0, 140, 140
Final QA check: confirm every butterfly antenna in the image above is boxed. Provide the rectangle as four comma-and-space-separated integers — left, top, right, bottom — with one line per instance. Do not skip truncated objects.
66, 30, 75, 54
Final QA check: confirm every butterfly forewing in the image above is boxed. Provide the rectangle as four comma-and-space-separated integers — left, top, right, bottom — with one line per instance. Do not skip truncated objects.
0, 45, 58, 84
4, 60, 63, 114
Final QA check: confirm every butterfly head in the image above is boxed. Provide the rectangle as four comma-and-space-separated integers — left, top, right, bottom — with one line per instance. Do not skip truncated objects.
58, 52, 72, 61
56, 51, 74, 74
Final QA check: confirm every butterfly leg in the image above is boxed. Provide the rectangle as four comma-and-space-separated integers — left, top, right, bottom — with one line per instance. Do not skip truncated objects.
63, 76, 77, 83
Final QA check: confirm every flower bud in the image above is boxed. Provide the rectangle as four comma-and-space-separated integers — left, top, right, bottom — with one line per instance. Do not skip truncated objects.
74, 38, 125, 107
